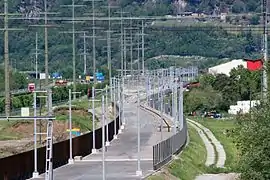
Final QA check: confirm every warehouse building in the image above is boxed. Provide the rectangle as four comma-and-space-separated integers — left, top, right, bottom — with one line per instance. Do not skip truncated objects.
208, 59, 263, 76
208, 59, 247, 76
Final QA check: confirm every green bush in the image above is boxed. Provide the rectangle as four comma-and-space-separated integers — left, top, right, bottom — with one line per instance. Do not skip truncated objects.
1, 82, 108, 113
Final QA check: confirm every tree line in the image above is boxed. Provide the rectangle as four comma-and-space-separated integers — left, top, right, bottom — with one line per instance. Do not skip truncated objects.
0, 82, 108, 114
184, 65, 270, 179
184, 65, 261, 113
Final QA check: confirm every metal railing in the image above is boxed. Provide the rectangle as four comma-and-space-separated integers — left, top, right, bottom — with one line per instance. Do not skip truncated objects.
153, 122, 187, 170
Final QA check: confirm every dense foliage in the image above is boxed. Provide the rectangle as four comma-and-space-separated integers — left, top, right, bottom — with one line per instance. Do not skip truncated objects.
0, 0, 264, 79
184, 65, 261, 113
234, 104, 270, 180
0, 82, 107, 113
184, 64, 270, 179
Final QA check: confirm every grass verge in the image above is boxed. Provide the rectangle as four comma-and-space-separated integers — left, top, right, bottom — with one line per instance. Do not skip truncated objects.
148, 124, 207, 180
193, 117, 239, 171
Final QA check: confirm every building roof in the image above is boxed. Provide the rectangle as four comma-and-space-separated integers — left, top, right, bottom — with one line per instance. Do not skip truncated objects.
208, 59, 247, 76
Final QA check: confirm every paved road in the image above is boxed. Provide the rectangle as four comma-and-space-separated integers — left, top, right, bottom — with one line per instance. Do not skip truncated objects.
31, 92, 172, 180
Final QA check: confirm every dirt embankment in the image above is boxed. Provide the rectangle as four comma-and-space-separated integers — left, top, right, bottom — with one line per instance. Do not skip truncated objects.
0, 108, 82, 158
0, 105, 114, 158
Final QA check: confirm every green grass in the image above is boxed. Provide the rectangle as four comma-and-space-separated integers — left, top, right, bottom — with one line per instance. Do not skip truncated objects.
0, 121, 23, 140
56, 113, 94, 132
193, 117, 239, 170
168, 125, 207, 180
148, 175, 164, 180
148, 125, 208, 180
148, 119, 239, 180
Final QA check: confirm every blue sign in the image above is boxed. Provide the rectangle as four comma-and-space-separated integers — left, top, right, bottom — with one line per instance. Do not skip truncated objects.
52, 72, 62, 79
95, 72, 104, 81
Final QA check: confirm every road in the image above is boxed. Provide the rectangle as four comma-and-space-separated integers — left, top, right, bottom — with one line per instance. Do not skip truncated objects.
30, 90, 173, 180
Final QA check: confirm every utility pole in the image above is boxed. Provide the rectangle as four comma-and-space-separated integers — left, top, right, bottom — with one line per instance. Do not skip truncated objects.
83, 32, 87, 75
130, 23, 133, 79
263, 0, 268, 99
35, 32, 39, 79
105, 85, 110, 146
101, 95, 106, 180
68, 89, 74, 164
44, 0, 49, 88
72, 0, 77, 99
124, 29, 127, 77
1, 1, 24, 116
141, 20, 145, 75
137, 32, 140, 74
92, 0, 96, 83
136, 81, 142, 176
92, 86, 97, 153
60, 1, 85, 99
4, 0, 10, 117
179, 81, 184, 130
83, 0, 104, 83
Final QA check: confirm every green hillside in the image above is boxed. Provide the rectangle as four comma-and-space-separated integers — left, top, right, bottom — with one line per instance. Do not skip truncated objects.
0, 0, 265, 78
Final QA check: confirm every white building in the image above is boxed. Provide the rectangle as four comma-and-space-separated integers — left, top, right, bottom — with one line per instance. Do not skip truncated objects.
208, 59, 247, 76
228, 100, 260, 115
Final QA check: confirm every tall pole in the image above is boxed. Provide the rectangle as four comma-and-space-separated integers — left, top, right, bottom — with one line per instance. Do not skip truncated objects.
136, 83, 142, 176
160, 80, 163, 140
101, 95, 106, 180
35, 32, 39, 79
106, 2, 112, 93
83, 32, 87, 75
107, 30, 112, 81
173, 83, 177, 134
137, 33, 140, 74
120, 12, 125, 129
44, 0, 49, 88
120, 10, 124, 81
32, 92, 39, 177
113, 78, 117, 139
124, 29, 127, 78
92, 0, 97, 83
141, 20, 145, 75
72, 0, 76, 100
92, 86, 97, 153
105, 85, 110, 146
4, 0, 10, 117
130, 20, 133, 79
117, 79, 122, 134
179, 81, 184, 130
263, 0, 268, 99
68, 89, 74, 164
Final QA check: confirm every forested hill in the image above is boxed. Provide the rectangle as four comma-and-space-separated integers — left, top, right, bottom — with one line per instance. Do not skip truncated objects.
0, 0, 264, 78
13, 0, 262, 17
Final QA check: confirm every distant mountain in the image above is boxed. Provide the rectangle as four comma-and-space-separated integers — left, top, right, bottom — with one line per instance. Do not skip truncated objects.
0, 0, 263, 79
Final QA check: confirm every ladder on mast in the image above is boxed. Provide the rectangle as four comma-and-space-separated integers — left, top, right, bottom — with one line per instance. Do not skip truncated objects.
45, 120, 53, 180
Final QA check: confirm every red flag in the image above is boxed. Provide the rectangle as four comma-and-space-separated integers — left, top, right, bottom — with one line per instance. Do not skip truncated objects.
244, 59, 263, 71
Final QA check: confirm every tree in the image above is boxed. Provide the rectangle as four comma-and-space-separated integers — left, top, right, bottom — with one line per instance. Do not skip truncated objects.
235, 103, 270, 179
250, 15, 260, 25
184, 86, 222, 113
232, 0, 246, 13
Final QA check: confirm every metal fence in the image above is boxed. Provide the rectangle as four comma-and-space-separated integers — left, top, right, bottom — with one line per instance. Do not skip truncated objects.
153, 118, 187, 170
